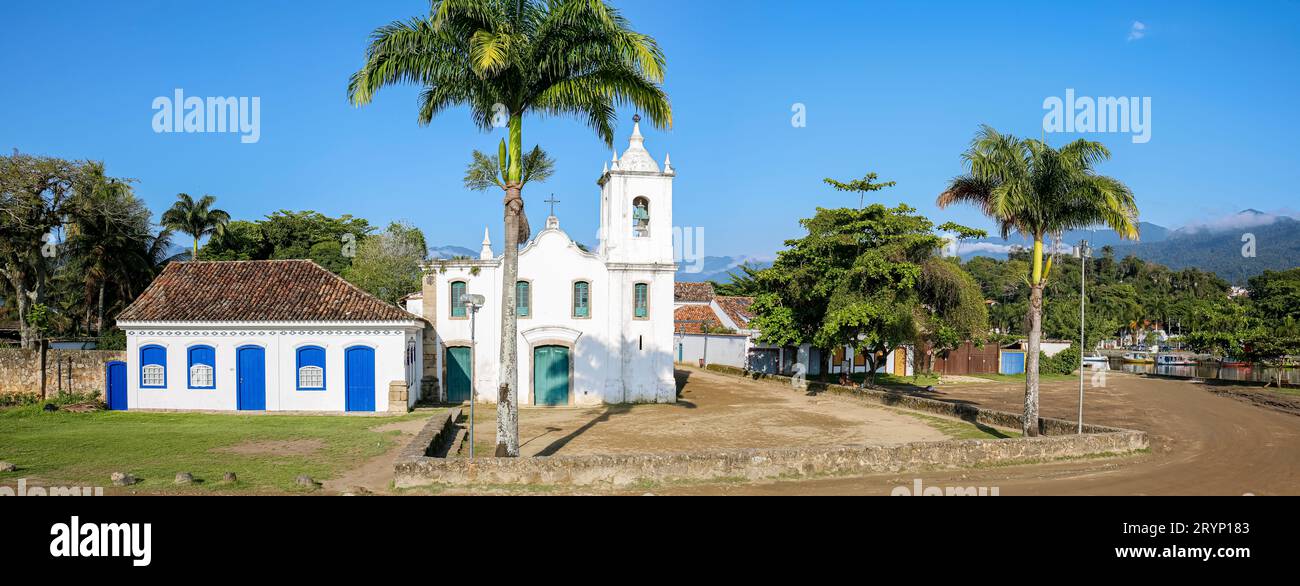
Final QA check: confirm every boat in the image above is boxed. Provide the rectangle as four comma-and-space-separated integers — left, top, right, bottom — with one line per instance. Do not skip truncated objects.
1156, 354, 1196, 366
1082, 355, 1108, 369
1219, 357, 1251, 368
1122, 352, 1155, 364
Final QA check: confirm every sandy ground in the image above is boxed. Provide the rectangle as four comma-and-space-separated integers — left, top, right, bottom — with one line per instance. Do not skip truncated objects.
461, 368, 950, 457
655, 372, 1300, 495
322, 416, 431, 494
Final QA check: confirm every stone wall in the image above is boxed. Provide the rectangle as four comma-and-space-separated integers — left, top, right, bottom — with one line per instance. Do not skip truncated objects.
393, 366, 1148, 488
0, 349, 125, 398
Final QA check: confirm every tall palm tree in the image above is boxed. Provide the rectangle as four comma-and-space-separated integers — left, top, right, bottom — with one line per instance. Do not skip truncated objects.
349, 0, 671, 456
160, 193, 229, 261
937, 125, 1139, 436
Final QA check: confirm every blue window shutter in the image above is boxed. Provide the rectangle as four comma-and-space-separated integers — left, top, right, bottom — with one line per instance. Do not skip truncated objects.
140, 345, 167, 388
296, 346, 327, 390
187, 345, 216, 389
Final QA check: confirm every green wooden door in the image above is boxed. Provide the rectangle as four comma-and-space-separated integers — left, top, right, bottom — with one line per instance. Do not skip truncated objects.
533, 345, 570, 406
446, 347, 472, 403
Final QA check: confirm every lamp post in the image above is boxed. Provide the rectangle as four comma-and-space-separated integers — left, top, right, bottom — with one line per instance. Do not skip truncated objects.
1077, 240, 1091, 434
462, 294, 485, 458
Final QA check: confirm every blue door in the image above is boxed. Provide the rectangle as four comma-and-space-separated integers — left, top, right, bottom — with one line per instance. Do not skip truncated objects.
345, 346, 376, 412
1000, 351, 1026, 375
445, 346, 472, 403
237, 346, 266, 411
105, 361, 127, 410
533, 345, 570, 406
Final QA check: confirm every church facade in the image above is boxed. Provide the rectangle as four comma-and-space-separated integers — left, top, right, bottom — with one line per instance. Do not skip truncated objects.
416, 122, 677, 406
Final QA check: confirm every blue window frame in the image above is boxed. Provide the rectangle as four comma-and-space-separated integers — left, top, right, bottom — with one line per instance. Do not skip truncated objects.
517, 281, 531, 317
451, 281, 467, 318
296, 346, 326, 390
634, 283, 649, 318
573, 281, 590, 318
186, 345, 216, 389
140, 345, 167, 388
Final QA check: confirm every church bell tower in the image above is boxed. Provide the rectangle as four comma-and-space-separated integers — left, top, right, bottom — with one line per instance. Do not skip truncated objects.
597, 116, 675, 264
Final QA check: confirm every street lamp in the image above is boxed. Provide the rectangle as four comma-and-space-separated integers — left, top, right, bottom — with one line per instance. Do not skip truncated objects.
1077, 239, 1091, 434
462, 293, 485, 458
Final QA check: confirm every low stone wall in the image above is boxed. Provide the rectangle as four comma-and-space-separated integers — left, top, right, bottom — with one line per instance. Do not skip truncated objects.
393, 367, 1147, 488
398, 408, 462, 460
0, 349, 124, 398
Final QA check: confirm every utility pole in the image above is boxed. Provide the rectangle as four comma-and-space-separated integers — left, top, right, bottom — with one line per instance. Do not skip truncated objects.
462, 294, 485, 458
1077, 239, 1090, 434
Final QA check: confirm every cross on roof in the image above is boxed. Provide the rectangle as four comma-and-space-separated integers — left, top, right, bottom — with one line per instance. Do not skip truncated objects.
545, 194, 560, 216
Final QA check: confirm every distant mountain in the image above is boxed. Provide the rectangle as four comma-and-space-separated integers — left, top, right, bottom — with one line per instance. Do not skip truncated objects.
428, 245, 479, 259
953, 211, 1300, 284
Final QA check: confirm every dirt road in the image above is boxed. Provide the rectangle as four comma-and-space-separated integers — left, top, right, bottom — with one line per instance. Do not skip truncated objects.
658, 372, 1300, 495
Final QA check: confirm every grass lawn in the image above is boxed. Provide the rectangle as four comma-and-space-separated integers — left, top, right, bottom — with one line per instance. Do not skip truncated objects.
0, 405, 433, 493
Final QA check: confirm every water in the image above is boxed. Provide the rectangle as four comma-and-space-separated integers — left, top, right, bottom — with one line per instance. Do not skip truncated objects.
1108, 358, 1300, 385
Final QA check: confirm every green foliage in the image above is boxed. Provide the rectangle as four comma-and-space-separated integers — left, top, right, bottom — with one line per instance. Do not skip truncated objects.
749, 179, 988, 379
205, 210, 375, 275
1039, 344, 1080, 375
97, 327, 126, 351
464, 145, 555, 192
160, 193, 230, 260
1247, 268, 1300, 322
343, 221, 429, 305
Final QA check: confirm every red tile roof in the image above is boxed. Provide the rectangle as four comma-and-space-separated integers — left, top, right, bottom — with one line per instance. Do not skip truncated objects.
674, 281, 715, 303
674, 305, 744, 335
117, 260, 417, 323
715, 296, 755, 328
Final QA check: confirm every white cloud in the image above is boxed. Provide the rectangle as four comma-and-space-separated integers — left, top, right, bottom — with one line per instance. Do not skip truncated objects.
1127, 21, 1147, 42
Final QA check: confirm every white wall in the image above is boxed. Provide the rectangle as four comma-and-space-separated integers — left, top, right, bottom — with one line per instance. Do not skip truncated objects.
675, 333, 749, 368
121, 322, 423, 412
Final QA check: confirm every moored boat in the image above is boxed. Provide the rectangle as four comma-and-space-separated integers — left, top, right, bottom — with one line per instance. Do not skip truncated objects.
1156, 354, 1196, 366
1122, 352, 1155, 364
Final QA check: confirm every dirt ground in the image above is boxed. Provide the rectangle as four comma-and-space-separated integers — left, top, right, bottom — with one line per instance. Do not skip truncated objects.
656, 372, 1300, 496
463, 368, 955, 457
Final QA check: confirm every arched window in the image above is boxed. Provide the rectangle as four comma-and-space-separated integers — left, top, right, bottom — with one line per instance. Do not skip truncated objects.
573, 281, 591, 318
634, 283, 649, 319
517, 281, 531, 317
187, 345, 215, 389
450, 281, 467, 318
296, 346, 326, 390
632, 197, 650, 237
140, 345, 166, 388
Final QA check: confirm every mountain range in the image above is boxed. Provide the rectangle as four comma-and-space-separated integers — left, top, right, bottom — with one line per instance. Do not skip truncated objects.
954, 210, 1300, 284
429, 211, 1299, 286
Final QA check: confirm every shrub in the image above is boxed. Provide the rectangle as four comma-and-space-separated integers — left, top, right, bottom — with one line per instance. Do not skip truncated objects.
1040, 343, 1080, 375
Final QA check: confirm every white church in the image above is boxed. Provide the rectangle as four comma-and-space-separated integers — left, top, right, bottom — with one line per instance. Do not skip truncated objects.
407, 120, 678, 406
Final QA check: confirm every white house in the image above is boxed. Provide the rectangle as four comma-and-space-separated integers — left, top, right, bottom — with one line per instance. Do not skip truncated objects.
419, 120, 676, 406
115, 259, 426, 413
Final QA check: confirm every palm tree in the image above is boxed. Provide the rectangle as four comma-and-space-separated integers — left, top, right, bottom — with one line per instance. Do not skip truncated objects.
349, 0, 671, 456
160, 193, 229, 261
937, 125, 1139, 436
463, 145, 555, 192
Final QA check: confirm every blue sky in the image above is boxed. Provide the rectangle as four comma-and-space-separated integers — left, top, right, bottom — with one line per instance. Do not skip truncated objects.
3, 0, 1298, 257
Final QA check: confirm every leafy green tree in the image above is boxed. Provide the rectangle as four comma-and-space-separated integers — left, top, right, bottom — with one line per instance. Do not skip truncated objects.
0, 151, 82, 348
349, 0, 671, 457
160, 193, 230, 260
938, 126, 1139, 436
751, 197, 987, 384
344, 221, 429, 306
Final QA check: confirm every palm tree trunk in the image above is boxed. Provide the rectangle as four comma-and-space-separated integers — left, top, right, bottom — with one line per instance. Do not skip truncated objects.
193, 235, 200, 261
495, 113, 525, 458
96, 282, 105, 335
1025, 284, 1043, 436
1024, 236, 1045, 437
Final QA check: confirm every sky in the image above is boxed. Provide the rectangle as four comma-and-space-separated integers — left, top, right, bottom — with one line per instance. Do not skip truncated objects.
3, 0, 1299, 258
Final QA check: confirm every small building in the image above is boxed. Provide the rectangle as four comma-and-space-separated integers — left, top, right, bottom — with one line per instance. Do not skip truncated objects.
115, 260, 425, 413
672, 282, 825, 376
